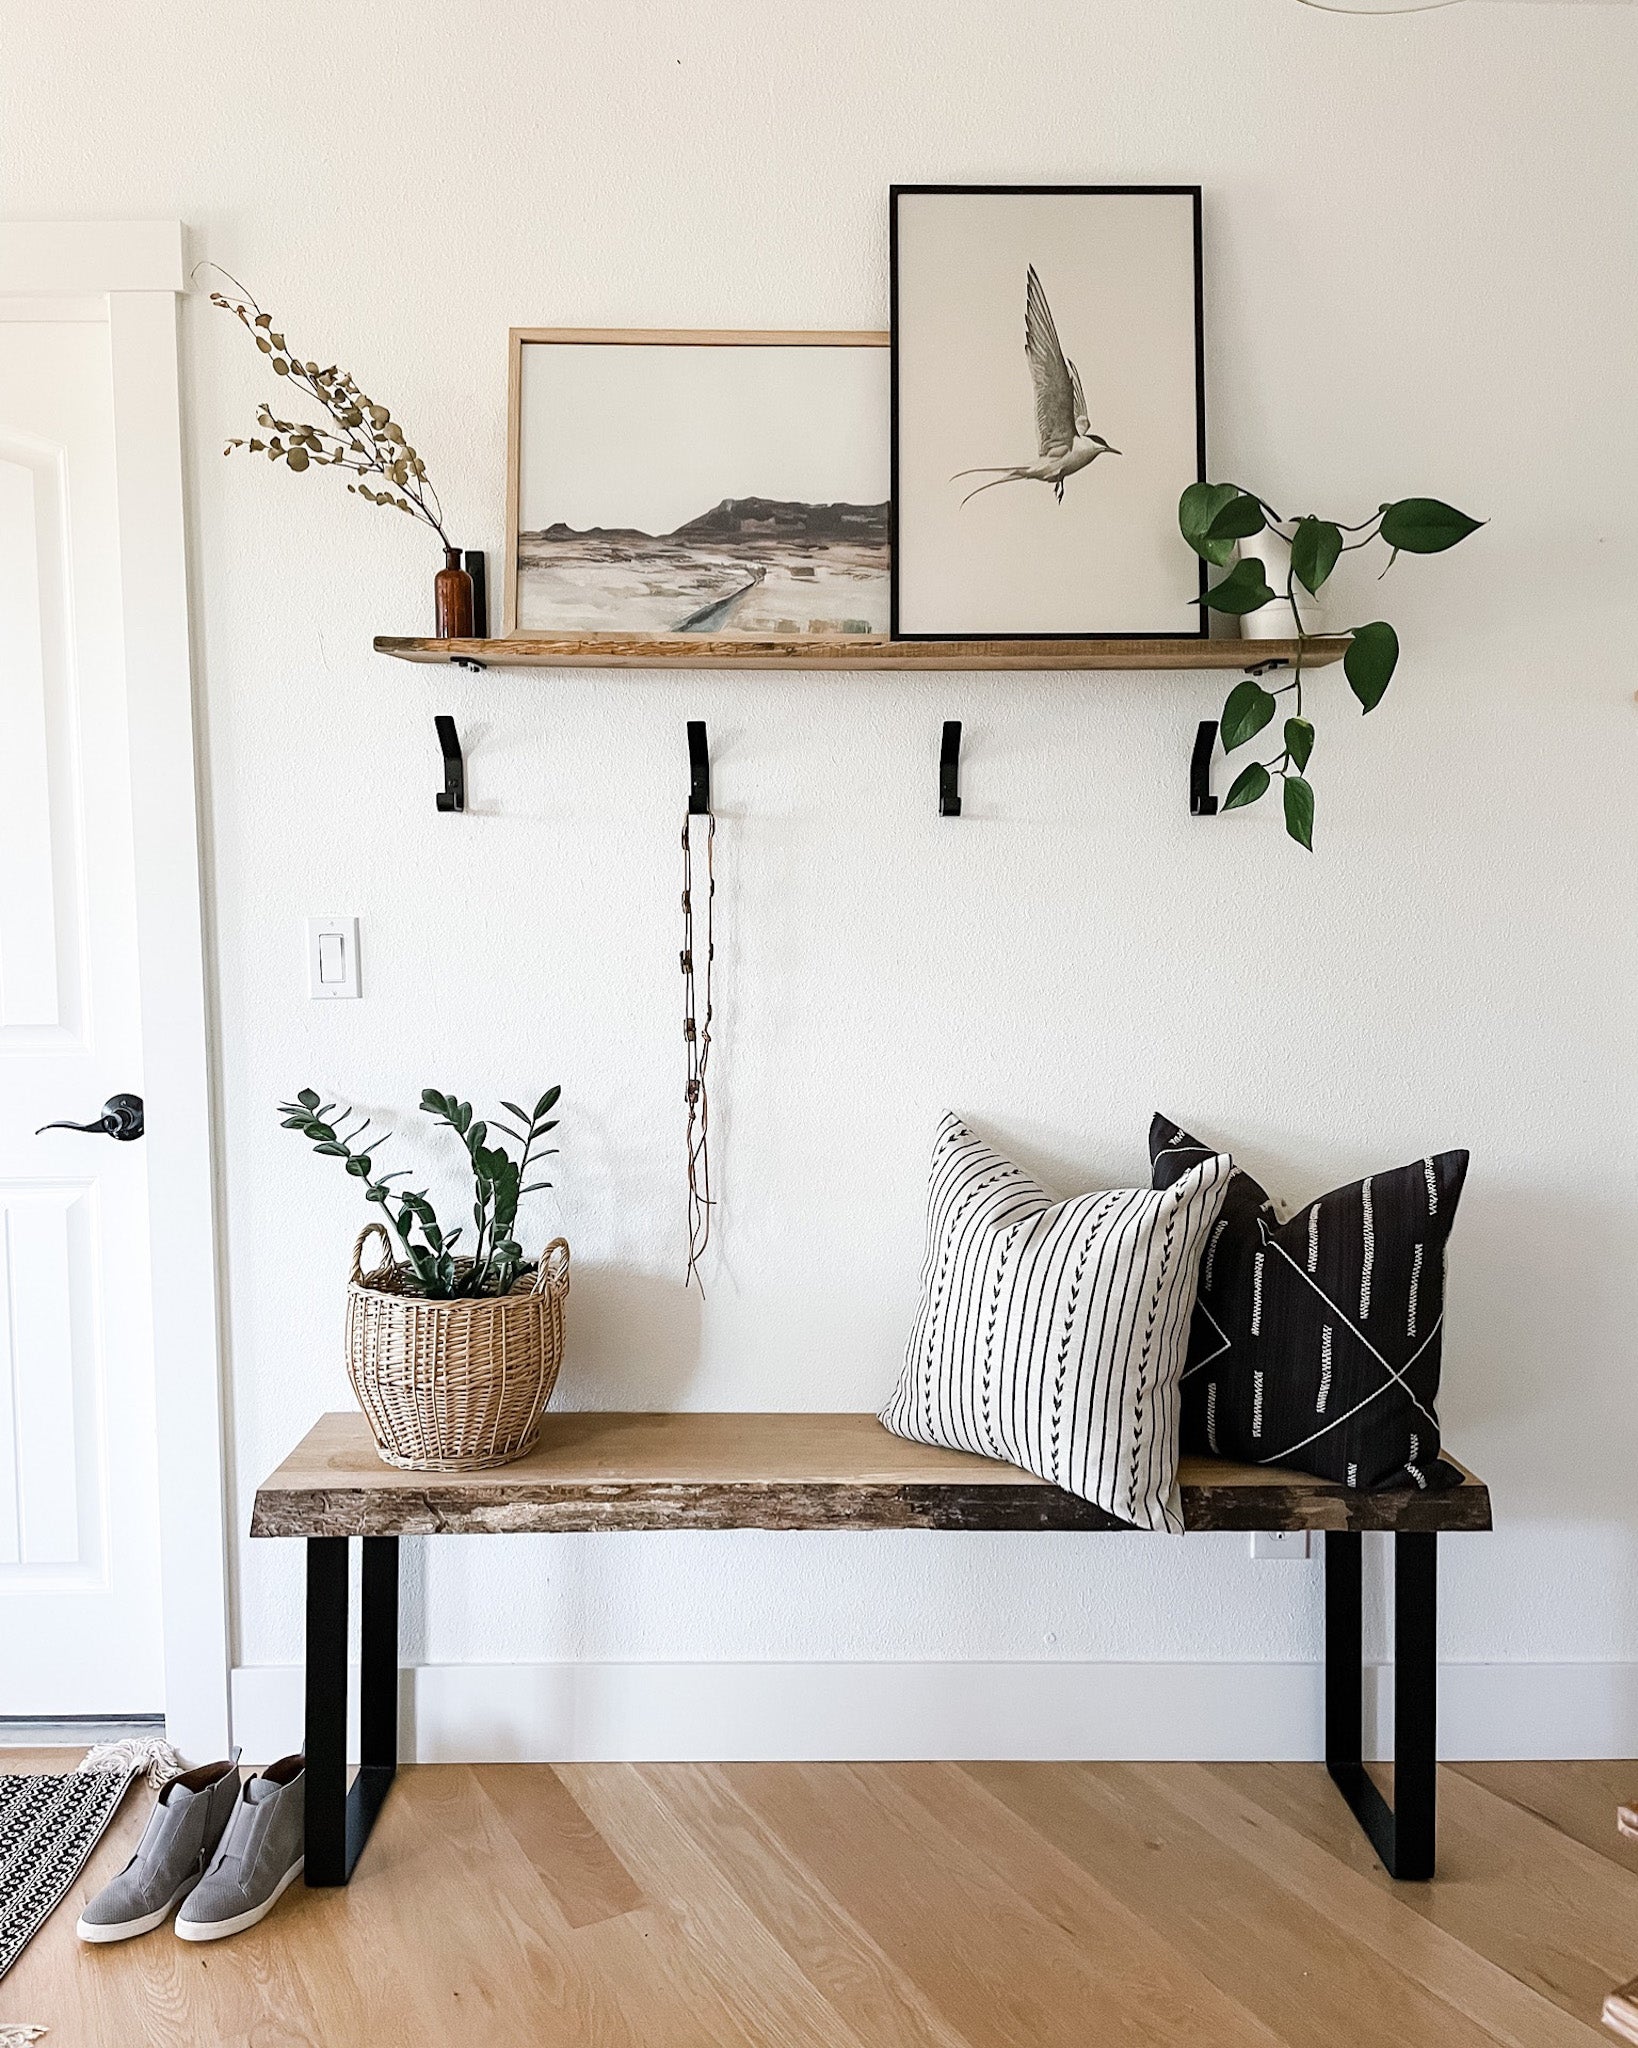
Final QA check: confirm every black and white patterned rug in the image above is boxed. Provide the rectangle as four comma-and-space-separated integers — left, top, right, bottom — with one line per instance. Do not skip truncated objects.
0, 1743, 179, 1984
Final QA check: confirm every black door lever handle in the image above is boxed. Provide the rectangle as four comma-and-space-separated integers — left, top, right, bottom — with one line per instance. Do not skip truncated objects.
37, 1092, 145, 1141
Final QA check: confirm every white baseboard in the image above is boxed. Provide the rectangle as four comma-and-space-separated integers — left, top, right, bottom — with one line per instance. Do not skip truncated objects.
228, 1659, 1638, 1766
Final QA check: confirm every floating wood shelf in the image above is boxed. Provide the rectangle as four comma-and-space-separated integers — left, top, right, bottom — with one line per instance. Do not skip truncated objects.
374, 633, 1351, 674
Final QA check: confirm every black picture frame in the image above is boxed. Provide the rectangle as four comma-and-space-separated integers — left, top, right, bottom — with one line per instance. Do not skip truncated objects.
889, 184, 1207, 643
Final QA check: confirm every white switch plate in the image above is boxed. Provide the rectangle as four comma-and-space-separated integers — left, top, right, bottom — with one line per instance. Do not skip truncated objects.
307, 917, 361, 999
1250, 1531, 1312, 1560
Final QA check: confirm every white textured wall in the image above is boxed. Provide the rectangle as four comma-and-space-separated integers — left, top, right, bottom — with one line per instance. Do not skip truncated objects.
6, 1, 1637, 1738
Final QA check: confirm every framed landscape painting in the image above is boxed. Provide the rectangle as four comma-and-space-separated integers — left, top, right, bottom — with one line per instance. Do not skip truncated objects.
504, 330, 890, 645
890, 185, 1205, 640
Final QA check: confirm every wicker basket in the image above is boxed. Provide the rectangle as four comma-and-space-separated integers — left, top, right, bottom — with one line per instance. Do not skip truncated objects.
344, 1221, 570, 1471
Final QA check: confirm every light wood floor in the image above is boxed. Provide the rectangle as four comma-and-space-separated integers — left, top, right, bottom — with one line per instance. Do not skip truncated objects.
4, 1753, 1635, 2046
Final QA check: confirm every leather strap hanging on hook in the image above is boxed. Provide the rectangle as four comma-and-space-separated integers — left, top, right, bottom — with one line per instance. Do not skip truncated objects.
682, 721, 716, 1291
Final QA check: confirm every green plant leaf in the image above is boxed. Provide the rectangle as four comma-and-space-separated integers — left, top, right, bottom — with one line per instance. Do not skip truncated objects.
297, 1088, 320, 1109
1179, 482, 1241, 566
1220, 679, 1278, 751
534, 1086, 562, 1119
1344, 621, 1399, 711
1204, 491, 1266, 543
1284, 717, 1315, 773
1377, 498, 1483, 554
1223, 762, 1270, 810
1200, 559, 1276, 615
1284, 775, 1315, 850
1290, 518, 1342, 595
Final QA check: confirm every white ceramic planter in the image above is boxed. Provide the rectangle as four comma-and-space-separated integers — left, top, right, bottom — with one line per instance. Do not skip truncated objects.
1236, 527, 1329, 641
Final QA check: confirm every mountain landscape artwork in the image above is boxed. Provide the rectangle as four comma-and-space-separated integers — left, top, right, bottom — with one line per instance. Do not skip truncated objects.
516, 494, 888, 637
508, 333, 890, 640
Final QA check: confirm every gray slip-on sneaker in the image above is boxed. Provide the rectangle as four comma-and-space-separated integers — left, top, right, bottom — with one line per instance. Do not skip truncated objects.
174, 1753, 305, 1942
76, 1754, 242, 1943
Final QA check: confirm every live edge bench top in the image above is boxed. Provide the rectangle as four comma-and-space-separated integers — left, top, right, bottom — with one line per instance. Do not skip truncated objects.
251, 1411, 1492, 1539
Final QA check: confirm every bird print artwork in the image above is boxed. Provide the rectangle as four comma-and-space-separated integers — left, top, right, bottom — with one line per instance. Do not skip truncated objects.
952, 266, 1120, 507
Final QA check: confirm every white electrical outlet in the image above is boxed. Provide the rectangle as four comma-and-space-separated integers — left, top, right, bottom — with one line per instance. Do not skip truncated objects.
1250, 1531, 1312, 1560
307, 917, 361, 999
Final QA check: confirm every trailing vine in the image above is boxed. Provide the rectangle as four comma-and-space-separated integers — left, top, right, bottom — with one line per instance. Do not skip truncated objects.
1180, 485, 1483, 847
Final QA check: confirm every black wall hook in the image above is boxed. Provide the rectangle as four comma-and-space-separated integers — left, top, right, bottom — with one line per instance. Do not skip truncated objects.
939, 720, 962, 818
1191, 720, 1219, 817
687, 720, 711, 815
435, 714, 465, 813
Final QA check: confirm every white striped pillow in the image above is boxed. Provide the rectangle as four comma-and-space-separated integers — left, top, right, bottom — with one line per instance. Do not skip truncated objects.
879, 1115, 1233, 1532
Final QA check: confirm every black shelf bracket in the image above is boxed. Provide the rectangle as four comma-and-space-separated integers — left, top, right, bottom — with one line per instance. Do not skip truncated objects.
1191, 720, 1219, 817
940, 720, 962, 818
1242, 656, 1290, 677
687, 720, 711, 815
435, 715, 465, 813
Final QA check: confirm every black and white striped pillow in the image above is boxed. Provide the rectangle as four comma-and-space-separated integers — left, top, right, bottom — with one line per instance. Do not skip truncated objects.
879, 1116, 1233, 1532
1149, 1115, 1468, 1491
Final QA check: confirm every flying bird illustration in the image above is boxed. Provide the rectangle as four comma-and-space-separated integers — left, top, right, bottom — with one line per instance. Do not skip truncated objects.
952, 266, 1120, 507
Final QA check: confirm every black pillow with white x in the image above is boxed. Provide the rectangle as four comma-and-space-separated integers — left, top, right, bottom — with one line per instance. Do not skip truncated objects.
1149, 1115, 1468, 1492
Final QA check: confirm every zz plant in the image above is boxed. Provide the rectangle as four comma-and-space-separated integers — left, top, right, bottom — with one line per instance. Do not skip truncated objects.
279, 1086, 561, 1300
1180, 485, 1483, 848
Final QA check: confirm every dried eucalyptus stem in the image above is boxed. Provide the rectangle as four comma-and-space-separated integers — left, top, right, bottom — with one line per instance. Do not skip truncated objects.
681, 811, 716, 1291
203, 266, 452, 546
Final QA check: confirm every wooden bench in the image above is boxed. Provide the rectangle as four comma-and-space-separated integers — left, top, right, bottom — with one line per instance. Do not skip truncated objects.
252, 1410, 1492, 1887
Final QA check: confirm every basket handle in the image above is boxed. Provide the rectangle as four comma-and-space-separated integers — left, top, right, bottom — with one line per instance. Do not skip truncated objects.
531, 1237, 570, 1297
350, 1219, 396, 1286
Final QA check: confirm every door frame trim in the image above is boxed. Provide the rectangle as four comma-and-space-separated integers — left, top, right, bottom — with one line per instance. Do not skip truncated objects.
1, 222, 230, 1754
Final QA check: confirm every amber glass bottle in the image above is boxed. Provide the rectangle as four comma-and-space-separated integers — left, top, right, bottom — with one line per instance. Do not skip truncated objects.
434, 548, 475, 639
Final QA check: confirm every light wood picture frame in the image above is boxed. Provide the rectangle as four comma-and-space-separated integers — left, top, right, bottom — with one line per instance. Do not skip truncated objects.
503, 329, 890, 652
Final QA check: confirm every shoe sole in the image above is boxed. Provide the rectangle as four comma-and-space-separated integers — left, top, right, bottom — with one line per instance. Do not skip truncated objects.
77, 1876, 196, 1944
174, 1857, 304, 1942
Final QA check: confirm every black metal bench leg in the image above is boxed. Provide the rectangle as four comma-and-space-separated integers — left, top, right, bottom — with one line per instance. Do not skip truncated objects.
304, 1537, 349, 1886
1325, 1528, 1437, 1880
304, 1534, 399, 1887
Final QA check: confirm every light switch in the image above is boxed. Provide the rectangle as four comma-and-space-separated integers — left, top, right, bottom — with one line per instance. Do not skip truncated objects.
307, 917, 361, 1000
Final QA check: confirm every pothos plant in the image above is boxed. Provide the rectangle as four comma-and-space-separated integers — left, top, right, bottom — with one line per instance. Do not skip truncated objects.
278, 1086, 561, 1300
1180, 485, 1483, 848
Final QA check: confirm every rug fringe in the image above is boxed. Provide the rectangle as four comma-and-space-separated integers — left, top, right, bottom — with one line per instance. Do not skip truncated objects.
0, 2025, 48, 2044
74, 1738, 186, 1788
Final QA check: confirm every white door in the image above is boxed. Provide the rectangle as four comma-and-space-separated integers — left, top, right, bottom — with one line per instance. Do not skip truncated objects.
0, 299, 166, 1713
